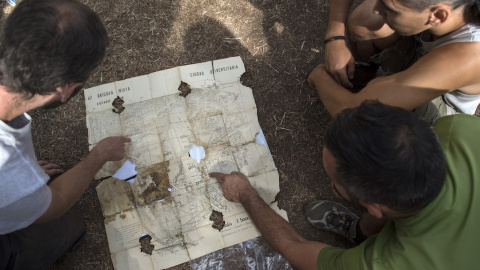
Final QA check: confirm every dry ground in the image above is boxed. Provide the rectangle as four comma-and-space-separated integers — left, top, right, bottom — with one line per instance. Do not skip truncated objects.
2, 0, 362, 269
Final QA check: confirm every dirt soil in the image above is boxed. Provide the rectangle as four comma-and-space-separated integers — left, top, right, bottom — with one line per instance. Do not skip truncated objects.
2, 0, 361, 269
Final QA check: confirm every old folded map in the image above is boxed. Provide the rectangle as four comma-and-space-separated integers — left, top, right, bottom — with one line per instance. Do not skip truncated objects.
84, 57, 287, 269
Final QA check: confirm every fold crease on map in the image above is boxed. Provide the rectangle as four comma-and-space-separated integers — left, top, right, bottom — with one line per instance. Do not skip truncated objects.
85, 56, 288, 270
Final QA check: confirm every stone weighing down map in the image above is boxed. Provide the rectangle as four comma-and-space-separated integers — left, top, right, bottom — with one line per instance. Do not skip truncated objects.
84, 57, 288, 269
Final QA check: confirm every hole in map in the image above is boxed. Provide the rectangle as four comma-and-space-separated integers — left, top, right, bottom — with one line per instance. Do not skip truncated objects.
139, 234, 154, 255
189, 144, 205, 164
240, 72, 253, 88
209, 210, 225, 231
112, 160, 137, 183
178, 81, 191, 97
112, 96, 125, 114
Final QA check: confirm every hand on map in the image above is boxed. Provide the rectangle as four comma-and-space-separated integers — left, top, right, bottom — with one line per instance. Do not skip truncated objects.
38, 160, 64, 176
92, 136, 131, 163
324, 41, 355, 88
209, 171, 257, 203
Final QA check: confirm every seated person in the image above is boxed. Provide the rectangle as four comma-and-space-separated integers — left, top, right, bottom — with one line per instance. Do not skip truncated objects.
308, 0, 480, 123
211, 100, 480, 269
0, 1, 130, 269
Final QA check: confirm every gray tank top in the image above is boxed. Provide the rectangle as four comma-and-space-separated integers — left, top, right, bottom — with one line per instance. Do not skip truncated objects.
420, 23, 480, 115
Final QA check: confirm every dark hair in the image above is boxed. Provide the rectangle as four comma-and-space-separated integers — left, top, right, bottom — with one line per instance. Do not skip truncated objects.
324, 100, 446, 213
398, 0, 480, 23
465, 0, 480, 22
0, 0, 109, 98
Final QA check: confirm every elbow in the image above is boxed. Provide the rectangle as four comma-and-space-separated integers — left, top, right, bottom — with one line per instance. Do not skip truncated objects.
327, 103, 349, 118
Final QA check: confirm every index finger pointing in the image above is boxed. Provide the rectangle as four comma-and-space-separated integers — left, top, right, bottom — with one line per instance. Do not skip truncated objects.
209, 172, 227, 180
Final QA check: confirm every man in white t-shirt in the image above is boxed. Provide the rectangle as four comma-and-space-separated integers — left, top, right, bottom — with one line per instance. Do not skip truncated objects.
0, 1, 130, 269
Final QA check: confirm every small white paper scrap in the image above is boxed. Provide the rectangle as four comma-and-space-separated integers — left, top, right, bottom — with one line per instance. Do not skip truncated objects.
255, 125, 268, 148
189, 144, 206, 164
112, 160, 137, 183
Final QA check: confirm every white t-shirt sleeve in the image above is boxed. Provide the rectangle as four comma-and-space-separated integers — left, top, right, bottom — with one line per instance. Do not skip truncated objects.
0, 185, 52, 235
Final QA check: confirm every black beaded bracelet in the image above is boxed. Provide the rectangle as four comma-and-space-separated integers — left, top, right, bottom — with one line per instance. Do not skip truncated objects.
324, 36, 347, 45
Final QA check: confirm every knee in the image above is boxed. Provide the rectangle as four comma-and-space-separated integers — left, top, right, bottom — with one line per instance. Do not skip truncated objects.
348, 0, 390, 41
63, 208, 85, 238
62, 209, 86, 252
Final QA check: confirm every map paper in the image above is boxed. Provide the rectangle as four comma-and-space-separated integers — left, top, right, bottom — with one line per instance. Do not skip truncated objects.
85, 57, 287, 269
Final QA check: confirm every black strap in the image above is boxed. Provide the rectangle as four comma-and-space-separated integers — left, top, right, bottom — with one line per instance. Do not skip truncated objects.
324, 36, 347, 45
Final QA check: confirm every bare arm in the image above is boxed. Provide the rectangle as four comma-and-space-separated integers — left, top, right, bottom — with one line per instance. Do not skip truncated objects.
309, 42, 480, 117
325, 0, 354, 38
210, 172, 329, 270
35, 136, 131, 223
324, 0, 356, 88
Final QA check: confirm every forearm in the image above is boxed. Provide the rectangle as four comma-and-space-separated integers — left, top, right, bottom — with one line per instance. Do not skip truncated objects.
240, 191, 329, 269
241, 191, 328, 269
50, 149, 105, 201
241, 192, 306, 250
210, 171, 329, 269
36, 149, 107, 222
325, 0, 354, 38
34, 136, 129, 223
312, 67, 358, 117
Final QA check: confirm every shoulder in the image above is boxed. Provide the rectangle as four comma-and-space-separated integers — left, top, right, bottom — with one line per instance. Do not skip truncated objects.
317, 244, 368, 270
0, 185, 52, 234
425, 42, 480, 62
433, 114, 480, 139
0, 128, 20, 166
450, 23, 480, 42
422, 23, 480, 52
433, 115, 480, 177
433, 114, 480, 152
398, 42, 480, 92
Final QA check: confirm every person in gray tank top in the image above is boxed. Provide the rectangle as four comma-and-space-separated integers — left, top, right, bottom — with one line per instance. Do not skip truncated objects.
307, 0, 480, 124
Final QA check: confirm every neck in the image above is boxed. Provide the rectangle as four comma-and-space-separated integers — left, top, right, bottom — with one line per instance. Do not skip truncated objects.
384, 207, 421, 219
0, 85, 46, 122
429, 8, 468, 40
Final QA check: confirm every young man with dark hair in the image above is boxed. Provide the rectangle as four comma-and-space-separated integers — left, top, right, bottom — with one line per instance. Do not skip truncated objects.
0, 1, 130, 269
308, 0, 480, 123
211, 100, 480, 269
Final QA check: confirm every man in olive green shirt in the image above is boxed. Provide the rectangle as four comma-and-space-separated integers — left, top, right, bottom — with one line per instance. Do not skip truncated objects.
315, 112, 479, 269
210, 101, 480, 270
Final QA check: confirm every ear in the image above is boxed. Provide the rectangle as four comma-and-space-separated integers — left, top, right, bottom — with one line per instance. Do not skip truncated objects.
56, 82, 83, 102
362, 202, 384, 219
428, 5, 450, 26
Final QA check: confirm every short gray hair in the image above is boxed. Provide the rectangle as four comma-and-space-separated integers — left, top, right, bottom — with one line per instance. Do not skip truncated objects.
398, 0, 480, 24
398, 0, 472, 11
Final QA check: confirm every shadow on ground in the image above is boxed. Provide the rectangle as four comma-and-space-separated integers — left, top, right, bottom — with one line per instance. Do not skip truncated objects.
1, 0, 358, 269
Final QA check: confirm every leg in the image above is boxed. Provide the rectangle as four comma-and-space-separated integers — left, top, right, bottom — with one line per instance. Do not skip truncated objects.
347, 0, 400, 63
305, 200, 360, 243
346, 0, 422, 88
0, 208, 85, 270
305, 200, 388, 244
345, 0, 409, 89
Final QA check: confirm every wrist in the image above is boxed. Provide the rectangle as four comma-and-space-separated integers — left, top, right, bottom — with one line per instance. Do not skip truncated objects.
325, 25, 346, 40
324, 36, 347, 45
239, 187, 260, 205
88, 146, 108, 166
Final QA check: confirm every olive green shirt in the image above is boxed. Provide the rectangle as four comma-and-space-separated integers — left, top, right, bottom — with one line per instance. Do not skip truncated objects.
318, 115, 480, 270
